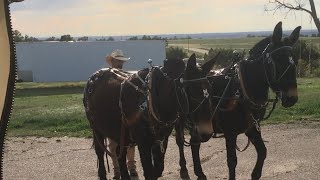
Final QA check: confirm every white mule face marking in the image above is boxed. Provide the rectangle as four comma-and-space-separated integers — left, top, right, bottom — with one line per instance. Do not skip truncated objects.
203, 89, 209, 98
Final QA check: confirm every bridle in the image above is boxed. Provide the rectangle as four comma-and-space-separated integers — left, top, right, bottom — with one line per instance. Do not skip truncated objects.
261, 43, 296, 87
174, 73, 214, 146
177, 75, 212, 114
118, 66, 186, 153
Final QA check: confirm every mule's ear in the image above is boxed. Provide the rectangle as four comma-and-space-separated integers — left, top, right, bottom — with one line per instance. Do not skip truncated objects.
201, 52, 220, 74
186, 53, 197, 71
272, 21, 282, 43
287, 26, 302, 46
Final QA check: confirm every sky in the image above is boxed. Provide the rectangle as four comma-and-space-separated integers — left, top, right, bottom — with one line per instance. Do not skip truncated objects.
9, 0, 318, 37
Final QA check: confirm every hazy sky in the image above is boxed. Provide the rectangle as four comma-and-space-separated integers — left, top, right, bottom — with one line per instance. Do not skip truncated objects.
10, 0, 317, 37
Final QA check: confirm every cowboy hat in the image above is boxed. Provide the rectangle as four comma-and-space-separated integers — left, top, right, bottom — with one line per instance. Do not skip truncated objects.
106, 49, 130, 65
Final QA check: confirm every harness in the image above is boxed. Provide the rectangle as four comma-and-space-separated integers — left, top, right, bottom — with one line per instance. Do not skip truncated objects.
118, 65, 188, 155
175, 74, 215, 147
207, 45, 295, 151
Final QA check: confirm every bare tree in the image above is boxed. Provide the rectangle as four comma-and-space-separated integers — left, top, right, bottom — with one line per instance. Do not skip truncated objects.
266, 0, 320, 34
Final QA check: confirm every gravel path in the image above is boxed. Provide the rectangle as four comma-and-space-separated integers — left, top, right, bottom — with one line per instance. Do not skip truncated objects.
3, 121, 320, 180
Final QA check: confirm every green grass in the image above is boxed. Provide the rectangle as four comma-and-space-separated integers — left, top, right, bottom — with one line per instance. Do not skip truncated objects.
8, 82, 90, 137
262, 78, 320, 124
168, 37, 320, 53
7, 78, 320, 137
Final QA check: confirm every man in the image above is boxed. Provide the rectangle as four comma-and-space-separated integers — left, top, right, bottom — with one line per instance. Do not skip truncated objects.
106, 49, 138, 179
106, 49, 130, 69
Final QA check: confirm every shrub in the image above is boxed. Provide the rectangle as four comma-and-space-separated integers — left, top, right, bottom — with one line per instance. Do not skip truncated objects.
166, 47, 187, 60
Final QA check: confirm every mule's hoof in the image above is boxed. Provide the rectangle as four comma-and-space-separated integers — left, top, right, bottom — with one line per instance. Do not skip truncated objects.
112, 175, 120, 180
180, 168, 190, 179
120, 173, 131, 180
98, 175, 107, 180
129, 169, 138, 177
251, 172, 262, 180
197, 175, 207, 180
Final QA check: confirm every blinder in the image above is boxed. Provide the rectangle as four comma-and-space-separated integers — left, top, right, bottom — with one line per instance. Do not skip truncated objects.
145, 66, 185, 127
263, 44, 295, 85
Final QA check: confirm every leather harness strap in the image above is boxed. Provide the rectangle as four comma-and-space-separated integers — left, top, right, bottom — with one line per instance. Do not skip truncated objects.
147, 69, 161, 122
237, 62, 251, 102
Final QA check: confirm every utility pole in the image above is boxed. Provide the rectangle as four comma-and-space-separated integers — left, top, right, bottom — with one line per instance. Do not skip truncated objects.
187, 36, 189, 53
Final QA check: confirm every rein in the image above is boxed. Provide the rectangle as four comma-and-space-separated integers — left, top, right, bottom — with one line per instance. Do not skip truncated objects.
260, 44, 295, 85
232, 44, 294, 152
145, 66, 182, 127
175, 75, 214, 147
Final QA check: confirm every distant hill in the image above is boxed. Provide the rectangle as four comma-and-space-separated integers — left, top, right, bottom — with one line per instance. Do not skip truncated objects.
87, 29, 319, 41
38, 30, 318, 41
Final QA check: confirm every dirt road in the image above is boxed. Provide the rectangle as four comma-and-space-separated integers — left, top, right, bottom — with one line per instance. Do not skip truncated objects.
3, 121, 320, 180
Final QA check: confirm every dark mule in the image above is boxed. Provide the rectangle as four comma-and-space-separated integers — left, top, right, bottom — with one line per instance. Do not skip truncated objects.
138, 54, 218, 179
175, 22, 301, 180
174, 54, 218, 179
83, 57, 185, 180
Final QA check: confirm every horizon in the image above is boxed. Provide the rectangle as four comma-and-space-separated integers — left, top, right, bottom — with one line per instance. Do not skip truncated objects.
10, 0, 318, 37
25, 29, 319, 39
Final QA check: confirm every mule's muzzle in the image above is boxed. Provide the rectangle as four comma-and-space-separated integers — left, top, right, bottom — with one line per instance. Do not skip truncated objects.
200, 133, 213, 142
195, 120, 213, 142
281, 95, 298, 108
281, 87, 298, 108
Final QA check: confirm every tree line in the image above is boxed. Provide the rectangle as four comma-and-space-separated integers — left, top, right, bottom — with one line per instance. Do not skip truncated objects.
13, 30, 184, 43
166, 39, 320, 77
13, 30, 115, 42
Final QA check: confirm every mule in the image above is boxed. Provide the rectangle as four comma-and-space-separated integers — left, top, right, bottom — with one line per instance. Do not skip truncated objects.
174, 53, 220, 179
175, 22, 301, 180
83, 57, 185, 180
137, 53, 219, 179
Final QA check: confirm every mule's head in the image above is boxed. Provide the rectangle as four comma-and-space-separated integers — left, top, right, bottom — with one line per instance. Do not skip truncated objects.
250, 22, 301, 108
148, 57, 185, 136
183, 53, 217, 142
163, 57, 186, 79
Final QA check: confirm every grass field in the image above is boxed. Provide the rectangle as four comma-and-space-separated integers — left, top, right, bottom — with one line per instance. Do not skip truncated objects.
7, 78, 320, 137
168, 37, 320, 54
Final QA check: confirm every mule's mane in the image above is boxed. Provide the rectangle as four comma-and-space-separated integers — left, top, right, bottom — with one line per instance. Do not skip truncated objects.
248, 37, 271, 60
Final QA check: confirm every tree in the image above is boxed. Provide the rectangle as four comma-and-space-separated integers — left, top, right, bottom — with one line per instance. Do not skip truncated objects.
96, 37, 106, 41
44, 36, 58, 41
204, 48, 246, 68
292, 39, 320, 76
128, 36, 138, 40
24, 35, 39, 42
266, 0, 320, 34
107, 37, 114, 41
166, 47, 187, 60
13, 30, 24, 42
141, 35, 152, 40
77, 36, 88, 41
59, 34, 74, 42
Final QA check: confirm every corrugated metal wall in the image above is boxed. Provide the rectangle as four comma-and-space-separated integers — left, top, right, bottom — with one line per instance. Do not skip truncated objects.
16, 40, 166, 82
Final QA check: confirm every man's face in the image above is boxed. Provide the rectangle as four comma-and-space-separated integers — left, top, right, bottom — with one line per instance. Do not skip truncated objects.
111, 58, 124, 69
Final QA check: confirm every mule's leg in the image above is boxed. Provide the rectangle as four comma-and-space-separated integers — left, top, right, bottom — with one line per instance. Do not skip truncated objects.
190, 136, 206, 180
245, 127, 267, 180
225, 134, 237, 180
117, 146, 131, 180
133, 120, 156, 180
108, 139, 120, 179
126, 146, 138, 177
137, 143, 157, 180
93, 133, 107, 180
175, 121, 190, 179
152, 135, 170, 178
